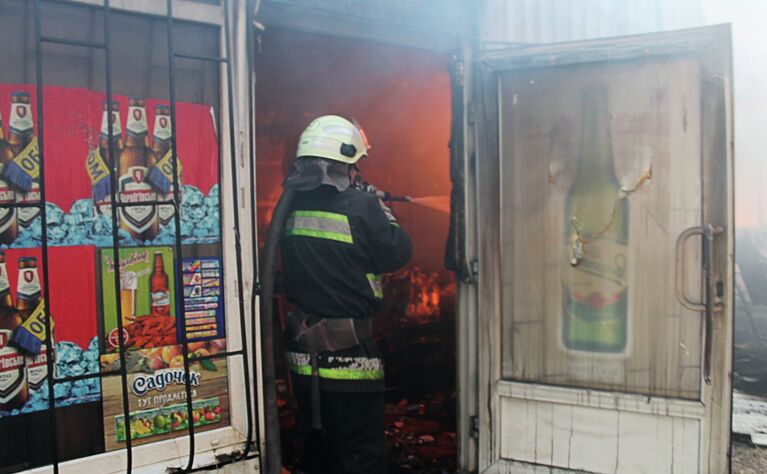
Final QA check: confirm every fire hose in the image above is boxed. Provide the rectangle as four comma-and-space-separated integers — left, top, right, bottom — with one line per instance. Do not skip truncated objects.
259, 188, 293, 474
259, 182, 407, 473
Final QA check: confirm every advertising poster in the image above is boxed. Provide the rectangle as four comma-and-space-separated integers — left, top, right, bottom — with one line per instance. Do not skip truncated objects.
0, 84, 220, 249
101, 355, 229, 451
100, 246, 178, 352
181, 246, 225, 341
0, 83, 227, 447
0, 246, 99, 417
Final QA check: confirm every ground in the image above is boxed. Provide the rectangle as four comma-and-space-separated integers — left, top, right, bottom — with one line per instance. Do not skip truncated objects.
733, 442, 767, 473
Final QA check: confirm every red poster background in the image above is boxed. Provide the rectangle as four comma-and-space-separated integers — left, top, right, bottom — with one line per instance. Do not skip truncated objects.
4, 246, 96, 349
0, 84, 219, 212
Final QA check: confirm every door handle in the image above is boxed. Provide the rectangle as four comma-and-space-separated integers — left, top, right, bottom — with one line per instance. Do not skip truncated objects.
675, 223, 725, 383
675, 224, 725, 313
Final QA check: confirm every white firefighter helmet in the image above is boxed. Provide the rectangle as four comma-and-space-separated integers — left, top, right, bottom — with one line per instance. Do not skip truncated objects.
295, 115, 370, 164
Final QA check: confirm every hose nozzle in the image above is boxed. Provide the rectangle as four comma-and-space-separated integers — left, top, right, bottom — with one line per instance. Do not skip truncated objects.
379, 191, 411, 202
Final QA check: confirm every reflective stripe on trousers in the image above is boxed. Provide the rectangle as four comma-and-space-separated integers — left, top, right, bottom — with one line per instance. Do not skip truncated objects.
286, 351, 384, 381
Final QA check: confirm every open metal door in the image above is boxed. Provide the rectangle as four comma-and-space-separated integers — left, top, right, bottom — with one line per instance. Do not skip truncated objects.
471, 25, 734, 473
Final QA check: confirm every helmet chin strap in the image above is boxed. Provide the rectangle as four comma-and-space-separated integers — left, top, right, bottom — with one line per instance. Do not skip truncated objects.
349, 163, 361, 184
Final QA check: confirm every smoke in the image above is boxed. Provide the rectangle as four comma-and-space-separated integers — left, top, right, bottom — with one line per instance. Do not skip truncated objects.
703, 0, 767, 228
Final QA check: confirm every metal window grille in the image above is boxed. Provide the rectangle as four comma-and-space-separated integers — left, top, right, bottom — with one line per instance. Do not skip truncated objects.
26, 0, 257, 471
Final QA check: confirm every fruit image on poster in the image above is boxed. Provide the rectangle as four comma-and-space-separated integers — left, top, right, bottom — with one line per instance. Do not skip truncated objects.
0, 246, 100, 418
99, 338, 226, 373
114, 397, 223, 442
0, 84, 220, 249
100, 246, 177, 352
101, 358, 229, 451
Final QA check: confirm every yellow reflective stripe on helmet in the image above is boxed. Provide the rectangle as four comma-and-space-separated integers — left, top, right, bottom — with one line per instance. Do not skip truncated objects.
285, 210, 353, 244
366, 273, 383, 299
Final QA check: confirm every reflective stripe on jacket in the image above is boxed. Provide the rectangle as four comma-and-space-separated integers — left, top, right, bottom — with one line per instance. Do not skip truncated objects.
281, 185, 412, 392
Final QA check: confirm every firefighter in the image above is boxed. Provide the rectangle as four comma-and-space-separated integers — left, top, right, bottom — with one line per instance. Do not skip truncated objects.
281, 115, 412, 473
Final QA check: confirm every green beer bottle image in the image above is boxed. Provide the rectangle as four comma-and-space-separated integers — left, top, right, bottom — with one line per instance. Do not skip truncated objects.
562, 87, 628, 353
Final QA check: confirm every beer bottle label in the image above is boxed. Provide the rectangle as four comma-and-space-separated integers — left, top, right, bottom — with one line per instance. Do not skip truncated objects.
9, 103, 33, 134
86, 148, 112, 215
151, 290, 170, 315
26, 345, 53, 391
158, 194, 174, 227
17, 183, 41, 227
0, 264, 9, 294
3, 137, 39, 193
146, 149, 181, 226
101, 109, 122, 138
0, 329, 25, 405
13, 299, 54, 355
93, 105, 120, 216
0, 165, 15, 237
118, 166, 157, 233
562, 237, 628, 351
127, 106, 148, 136
153, 115, 171, 141
94, 195, 112, 217
17, 269, 41, 301
147, 149, 182, 194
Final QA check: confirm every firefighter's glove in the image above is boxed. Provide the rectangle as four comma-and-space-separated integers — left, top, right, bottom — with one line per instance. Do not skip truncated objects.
359, 181, 379, 196
378, 198, 397, 224
355, 179, 397, 223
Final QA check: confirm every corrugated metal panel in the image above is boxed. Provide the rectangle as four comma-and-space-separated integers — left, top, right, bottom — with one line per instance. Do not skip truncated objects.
259, 0, 466, 52
479, 0, 706, 48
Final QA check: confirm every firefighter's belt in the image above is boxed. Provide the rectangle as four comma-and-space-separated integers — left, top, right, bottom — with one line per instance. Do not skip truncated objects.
286, 310, 373, 354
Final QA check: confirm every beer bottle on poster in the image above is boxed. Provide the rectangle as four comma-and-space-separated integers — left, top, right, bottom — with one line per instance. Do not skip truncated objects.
0, 251, 28, 411
149, 105, 181, 227
17, 257, 52, 390
561, 87, 628, 353
9, 92, 40, 229
118, 98, 158, 241
0, 105, 17, 245
95, 100, 123, 215
150, 251, 170, 317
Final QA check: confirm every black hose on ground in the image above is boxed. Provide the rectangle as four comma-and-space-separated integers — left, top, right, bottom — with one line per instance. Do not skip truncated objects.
259, 188, 295, 474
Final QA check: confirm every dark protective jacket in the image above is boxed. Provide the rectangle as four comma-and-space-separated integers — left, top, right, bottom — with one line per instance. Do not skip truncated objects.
282, 184, 412, 392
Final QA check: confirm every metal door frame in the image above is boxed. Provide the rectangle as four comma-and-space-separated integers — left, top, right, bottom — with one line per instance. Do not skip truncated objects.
468, 25, 734, 473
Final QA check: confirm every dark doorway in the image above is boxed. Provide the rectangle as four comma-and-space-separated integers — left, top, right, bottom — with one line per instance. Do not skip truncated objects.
254, 28, 457, 473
